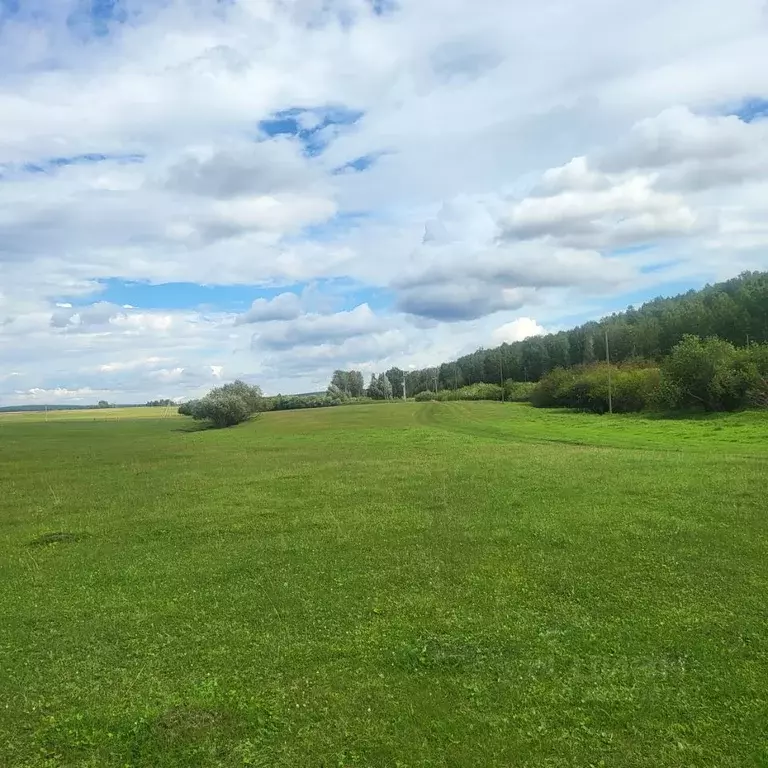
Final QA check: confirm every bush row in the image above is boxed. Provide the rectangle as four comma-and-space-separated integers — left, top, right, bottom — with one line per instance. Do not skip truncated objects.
530, 364, 660, 413
531, 336, 768, 413
414, 381, 537, 403
262, 393, 345, 411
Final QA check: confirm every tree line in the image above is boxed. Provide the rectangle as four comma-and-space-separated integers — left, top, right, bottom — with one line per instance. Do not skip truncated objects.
327, 370, 398, 401
531, 336, 768, 414
402, 271, 768, 396
177, 272, 768, 426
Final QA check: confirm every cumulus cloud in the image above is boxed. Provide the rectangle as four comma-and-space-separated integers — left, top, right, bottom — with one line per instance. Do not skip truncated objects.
391, 105, 768, 324
48, 302, 178, 334
597, 107, 759, 174
235, 292, 303, 324
492, 317, 546, 344
394, 193, 636, 321
209, 193, 336, 235
252, 304, 379, 350
50, 301, 126, 329
396, 280, 534, 322
163, 139, 320, 199
2, 0, 768, 402
502, 177, 697, 248
13, 387, 111, 403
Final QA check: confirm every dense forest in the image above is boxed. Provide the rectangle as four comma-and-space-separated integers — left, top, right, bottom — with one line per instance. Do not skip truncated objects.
397, 271, 768, 397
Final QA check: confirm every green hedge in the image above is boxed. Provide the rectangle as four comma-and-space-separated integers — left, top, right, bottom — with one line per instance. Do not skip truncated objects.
531, 364, 661, 414
437, 383, 504, 401
531, 338, 768, 414
413, 381, 535, 403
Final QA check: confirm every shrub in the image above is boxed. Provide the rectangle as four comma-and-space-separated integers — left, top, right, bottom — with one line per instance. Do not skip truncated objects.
177, 400, 197, 416
264, 394, 343, 411
530, 367, 577, 408
190, 393, 252, 428
414, 390, 438, 402
504, 381, 536, 402
209, 380, 263, 413
661, 336, 761, 412
531, 340, 768, 414
745, 343, 768, 408
436, 383, 503, 402
532, 364, 660, 413
178, 379, 263, 428
612, 367, 661, 413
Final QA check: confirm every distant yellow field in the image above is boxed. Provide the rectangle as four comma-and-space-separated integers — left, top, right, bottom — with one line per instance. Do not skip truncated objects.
0, 406, 180, 422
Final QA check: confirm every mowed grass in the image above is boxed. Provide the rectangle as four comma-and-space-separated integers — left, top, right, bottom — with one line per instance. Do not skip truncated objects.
1, 403, 767, 767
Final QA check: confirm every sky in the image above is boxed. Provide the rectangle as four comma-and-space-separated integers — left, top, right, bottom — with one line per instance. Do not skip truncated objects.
1, 0, 768, 404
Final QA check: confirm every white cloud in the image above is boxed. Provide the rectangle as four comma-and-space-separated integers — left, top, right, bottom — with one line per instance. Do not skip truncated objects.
50, 302, 126, 329
98, 357, 169, 373
502, 176, 697, 247
252, 304, 379, 350
597, 107, 760, 173
1, 0, 768, 402
210, 194, 336, 234
235, 292, 302, 324
13, 387, 111, 403
492, 318, 546, 344
163, 139, 323, 198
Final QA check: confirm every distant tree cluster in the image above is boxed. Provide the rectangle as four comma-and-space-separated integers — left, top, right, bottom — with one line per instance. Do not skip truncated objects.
327, 370, 366, 398
366, 373, 394, 400
325, 369, 404, 401
403, 272, 768, 397
177, 380, 263, 428
146, 399, 175, 407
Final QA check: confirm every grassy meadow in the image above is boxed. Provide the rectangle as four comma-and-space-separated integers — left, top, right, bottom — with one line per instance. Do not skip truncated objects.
0, 406, 175, 423
1, 402, 767, 767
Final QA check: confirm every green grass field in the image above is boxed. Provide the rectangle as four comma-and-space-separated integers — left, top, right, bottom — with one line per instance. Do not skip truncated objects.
1, 403, 767, 767
0, 406, 175, 423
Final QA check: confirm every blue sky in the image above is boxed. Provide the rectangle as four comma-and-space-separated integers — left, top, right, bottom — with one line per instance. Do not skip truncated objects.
733, 97, 768, 123
1, 0, 767, 403
57, 278, 393, 314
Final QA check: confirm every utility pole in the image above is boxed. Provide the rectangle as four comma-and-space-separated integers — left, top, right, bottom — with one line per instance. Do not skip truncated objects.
499, 353, 505, 402
402, 372, 407, 402
605, 328, 613, 415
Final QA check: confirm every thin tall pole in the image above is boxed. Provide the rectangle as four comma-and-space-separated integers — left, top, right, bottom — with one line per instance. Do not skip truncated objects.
402, 373, 407, 402
499, 353, 505, 402
605, 328, 613, 415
